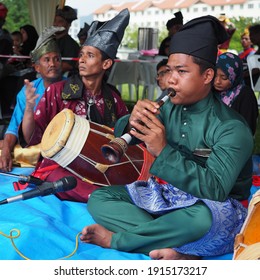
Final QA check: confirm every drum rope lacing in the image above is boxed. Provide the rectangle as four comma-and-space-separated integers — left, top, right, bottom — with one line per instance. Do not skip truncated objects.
62, 126, 144, 186
69, 151, 143, 186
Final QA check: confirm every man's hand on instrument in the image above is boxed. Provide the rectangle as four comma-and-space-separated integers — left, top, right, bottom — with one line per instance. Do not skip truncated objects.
129, 99, 160, 124
0, 148, 12, 172
130, 99, 166, 157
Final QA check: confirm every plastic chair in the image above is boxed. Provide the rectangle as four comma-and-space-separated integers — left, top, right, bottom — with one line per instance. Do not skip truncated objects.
247, 55, 260, 107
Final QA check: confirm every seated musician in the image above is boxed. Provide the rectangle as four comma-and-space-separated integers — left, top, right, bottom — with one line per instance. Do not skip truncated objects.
243, 24, 260, 87
0, 26, 64, 172
18, 9, 130, 202
80, 16, 254, 260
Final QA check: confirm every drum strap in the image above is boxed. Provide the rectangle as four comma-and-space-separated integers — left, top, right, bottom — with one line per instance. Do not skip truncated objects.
61, 75, 117, 127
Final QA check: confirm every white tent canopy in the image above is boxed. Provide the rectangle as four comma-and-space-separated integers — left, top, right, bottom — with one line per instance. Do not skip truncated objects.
27, 0, 65, 34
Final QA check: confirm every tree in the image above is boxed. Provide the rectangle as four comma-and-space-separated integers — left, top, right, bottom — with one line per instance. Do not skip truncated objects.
2, 0, 31, 32
229, 16, 259, 52
123, 16, 259, 54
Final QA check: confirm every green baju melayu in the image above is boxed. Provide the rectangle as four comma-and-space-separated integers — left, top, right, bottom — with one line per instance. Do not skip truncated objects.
88, 92, 254, 256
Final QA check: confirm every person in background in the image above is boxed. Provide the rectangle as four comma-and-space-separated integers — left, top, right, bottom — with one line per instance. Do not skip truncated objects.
158, 11, 183, 57
12, 24, 39, 68
213, 52, 258, 135
249, 24, 260, 55
0, 2, 13, 78
7, 30, 25, 70
80, 15, 254, 260
53, 5, 80, 75
218, 14, 236, 53
17, 24, 39, 57
0, 26, 64, 172
243, 24, 260, 87
11, 31, 23, 53
238, 28, 256, 64
77, 22, 90, 46
155, 58, 170, 101
238, 28, 256, 87
157, 36, 171, 57
0, 2, 16, 115
19, 9, 130, 203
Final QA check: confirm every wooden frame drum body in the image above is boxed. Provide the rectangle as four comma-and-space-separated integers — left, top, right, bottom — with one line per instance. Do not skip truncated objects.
40, 109, 153, 186
233, 189, 260, 260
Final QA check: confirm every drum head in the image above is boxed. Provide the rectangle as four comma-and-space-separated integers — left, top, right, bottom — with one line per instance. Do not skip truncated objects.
41, 109, 75, 158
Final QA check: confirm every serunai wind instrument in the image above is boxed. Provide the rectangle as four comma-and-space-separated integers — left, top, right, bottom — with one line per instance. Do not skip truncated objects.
101, 88, 176, 163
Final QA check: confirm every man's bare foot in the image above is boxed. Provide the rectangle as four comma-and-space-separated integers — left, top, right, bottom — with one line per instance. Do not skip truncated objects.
80, 224, 114, 248
149, 248, 201, 260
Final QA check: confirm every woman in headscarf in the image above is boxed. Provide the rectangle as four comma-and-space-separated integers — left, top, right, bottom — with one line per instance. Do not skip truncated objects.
12, 24, 39, 68
19, 24, 39, 56
213, 52, 259, 135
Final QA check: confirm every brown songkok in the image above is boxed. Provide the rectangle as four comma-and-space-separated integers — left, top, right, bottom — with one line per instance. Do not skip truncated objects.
169, 15, 229, 65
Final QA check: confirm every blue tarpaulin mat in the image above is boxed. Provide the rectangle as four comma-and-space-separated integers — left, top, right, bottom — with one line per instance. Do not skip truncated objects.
1, 167, 252, 260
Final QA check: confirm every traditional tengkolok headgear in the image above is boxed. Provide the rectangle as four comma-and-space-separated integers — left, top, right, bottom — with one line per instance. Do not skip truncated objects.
0, 2, 8, 19
166, 11, 183, 30
218, 13, 228, 23
55, 5, 77, 24
30, 26, 64, 63
83, 8, 130, 59
77, 22, 90, 39
169, 15, 229, 65
241, 27, 250, 38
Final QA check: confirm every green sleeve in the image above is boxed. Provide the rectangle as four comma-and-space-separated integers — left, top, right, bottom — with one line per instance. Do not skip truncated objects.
150, 119, 253, 202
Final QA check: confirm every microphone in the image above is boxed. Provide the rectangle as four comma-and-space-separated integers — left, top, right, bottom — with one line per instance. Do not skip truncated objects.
0, 171, 44, 185
0, 176, 77, 205
18, 174, 44, 185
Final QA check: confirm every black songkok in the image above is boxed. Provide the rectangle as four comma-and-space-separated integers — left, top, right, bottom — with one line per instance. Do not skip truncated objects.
166, 11, 183, 30
83, 8, 130, 60
169, 15, 229, 65
55, 5, 77, 24
77, 23, 90, 39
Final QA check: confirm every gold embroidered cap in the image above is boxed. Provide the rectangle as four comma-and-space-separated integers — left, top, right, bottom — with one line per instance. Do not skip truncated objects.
30, 26, 63, 63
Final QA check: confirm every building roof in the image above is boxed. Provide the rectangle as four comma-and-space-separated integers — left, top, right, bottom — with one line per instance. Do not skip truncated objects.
94, 0, 249, 14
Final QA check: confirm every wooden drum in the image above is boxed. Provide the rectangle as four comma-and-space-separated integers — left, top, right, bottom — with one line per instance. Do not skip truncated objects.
40, 109, 154, 186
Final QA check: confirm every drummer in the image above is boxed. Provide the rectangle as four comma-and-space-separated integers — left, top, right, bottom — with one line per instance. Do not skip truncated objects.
19, 9, 130, 202
0, 26, 65, 172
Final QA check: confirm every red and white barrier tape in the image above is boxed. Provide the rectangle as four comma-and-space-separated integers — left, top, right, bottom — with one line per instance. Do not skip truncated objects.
0, 54, 158, 63
0, 54, 79, 61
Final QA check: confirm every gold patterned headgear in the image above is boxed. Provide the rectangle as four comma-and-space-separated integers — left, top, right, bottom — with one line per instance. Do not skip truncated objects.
241, 27, 250, 38
30, 26, 64, 63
